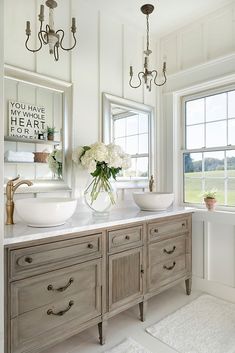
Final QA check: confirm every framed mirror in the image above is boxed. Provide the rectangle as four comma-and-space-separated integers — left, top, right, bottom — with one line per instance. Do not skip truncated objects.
4, 65, 73, 193
102, 93, 155, 187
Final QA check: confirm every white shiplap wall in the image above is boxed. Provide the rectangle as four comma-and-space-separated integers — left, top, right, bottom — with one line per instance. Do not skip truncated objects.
0, 0, 4, 350
4, 0, 157, 198
158, 2, 235, 299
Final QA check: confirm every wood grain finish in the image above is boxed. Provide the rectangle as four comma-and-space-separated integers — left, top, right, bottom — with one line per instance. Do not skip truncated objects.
5, 213, 192, 353
149, 235, 186, 265
148, 216, 189, 242
108, 248, 143, 311
148, 255, 186, 291
10, 233, 101, 280
11, 260, 101, 317
108, 226, 143, 253
11, 260, 101, 353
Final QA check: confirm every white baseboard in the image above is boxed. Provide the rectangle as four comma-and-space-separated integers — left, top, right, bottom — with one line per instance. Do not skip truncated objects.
192, 276, 235, 303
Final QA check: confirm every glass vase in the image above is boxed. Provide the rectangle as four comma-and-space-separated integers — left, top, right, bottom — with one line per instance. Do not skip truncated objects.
84, 176, 116, 216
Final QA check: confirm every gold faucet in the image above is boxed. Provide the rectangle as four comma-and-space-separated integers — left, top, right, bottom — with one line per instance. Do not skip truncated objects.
6, 176, 33, 225
149, 175, 154, 192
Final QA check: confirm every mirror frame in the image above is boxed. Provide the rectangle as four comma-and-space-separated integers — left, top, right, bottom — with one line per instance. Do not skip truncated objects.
4, 64, 73, 194
102, 93, 155, 186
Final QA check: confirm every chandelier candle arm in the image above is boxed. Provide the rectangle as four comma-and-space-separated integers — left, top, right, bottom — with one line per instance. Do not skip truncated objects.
129, 68, 145, 89
25, 0, 77, 61
129, 3, 167, 91
26, 21, 31, 36
25, 20, 44, 53
39, 5, 44, 21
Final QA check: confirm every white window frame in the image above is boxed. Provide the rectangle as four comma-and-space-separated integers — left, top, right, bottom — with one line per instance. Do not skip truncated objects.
102, 93, 155, 189
172, 73, 235, 211
182, 85, 235, 207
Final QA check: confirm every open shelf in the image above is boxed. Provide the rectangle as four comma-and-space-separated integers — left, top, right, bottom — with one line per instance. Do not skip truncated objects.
4, 136, 61, 145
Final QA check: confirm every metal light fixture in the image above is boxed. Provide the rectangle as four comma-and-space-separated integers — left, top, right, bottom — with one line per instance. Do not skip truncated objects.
129, 4, 167, 92
25, 0, 77, 61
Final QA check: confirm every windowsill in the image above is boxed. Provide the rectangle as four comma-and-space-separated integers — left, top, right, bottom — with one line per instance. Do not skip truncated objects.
182, 202, 235, 214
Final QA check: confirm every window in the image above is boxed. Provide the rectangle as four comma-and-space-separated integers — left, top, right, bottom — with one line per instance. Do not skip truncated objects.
183, 87, 235, 207
112, 111, 150, 179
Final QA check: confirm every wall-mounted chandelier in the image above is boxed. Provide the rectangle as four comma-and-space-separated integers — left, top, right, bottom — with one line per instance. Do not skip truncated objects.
25, 0, 77, 61
129, 4, 167, 92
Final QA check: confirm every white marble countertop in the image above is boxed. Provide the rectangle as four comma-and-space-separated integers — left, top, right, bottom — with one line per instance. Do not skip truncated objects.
4, 205, 194, 246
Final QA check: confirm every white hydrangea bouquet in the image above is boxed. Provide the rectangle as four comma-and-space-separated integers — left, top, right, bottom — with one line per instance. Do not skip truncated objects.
73, 142, 131, 212
47, 149, 63, 179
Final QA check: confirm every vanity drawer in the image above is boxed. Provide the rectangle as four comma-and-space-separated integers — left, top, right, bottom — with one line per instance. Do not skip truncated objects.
148, 255, 186, 291
11, 259, 101, 317
11, 259, 102, 353
10, 233, 102, 279
149, 235, 186, 265
108, 225, 143, 253
148, 216, 189, 241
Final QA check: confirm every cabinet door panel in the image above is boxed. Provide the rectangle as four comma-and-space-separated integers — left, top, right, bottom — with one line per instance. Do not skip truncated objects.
109, 248, 143, 311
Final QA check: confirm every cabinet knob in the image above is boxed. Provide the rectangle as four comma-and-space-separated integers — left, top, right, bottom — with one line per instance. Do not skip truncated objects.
182, 223, 185, 227
125, 235, 130, 240
154, 229, 158, 233
25, 256, 33, 264
87, 243, 94, 249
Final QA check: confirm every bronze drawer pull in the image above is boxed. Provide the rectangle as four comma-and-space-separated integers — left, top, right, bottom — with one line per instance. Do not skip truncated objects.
87, 243, 94, 249
47, 300, 74, 316
163, 246, 176, 255
163, 261, 176, 271
125, 235, 130, 240
153, 228, 158, 233
25, 256, 33, 264
182, 223, 186, 227
47, 278, 74, 292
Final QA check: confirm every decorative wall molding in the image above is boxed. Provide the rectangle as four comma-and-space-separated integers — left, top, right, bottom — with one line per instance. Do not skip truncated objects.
159, 2, 235, 77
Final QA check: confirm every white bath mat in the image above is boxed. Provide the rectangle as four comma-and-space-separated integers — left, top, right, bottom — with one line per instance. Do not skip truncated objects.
104, 337, 152, 353
146, 294, 235, 353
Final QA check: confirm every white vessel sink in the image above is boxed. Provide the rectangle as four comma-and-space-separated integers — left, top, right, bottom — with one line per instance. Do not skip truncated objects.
15, 198, 77, 227
133, 192, 174, 211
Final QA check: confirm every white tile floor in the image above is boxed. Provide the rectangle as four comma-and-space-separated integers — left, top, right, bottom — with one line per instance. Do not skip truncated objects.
42, 285, 202, 353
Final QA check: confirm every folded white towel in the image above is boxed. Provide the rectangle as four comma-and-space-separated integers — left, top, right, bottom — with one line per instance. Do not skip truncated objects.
4, 151, 35, 163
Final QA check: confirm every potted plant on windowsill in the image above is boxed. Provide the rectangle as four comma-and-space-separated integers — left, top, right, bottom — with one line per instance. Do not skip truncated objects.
47, 126, 57, 141
203, 189, 217, 211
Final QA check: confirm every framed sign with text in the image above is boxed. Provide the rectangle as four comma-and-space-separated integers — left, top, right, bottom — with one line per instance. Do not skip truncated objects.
8, 100, 46, 139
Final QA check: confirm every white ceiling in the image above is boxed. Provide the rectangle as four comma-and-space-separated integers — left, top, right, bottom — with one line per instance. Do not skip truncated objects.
84, 0, 234, 37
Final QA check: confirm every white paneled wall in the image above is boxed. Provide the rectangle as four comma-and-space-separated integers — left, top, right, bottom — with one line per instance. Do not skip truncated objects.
193, 211, 235, 300
4, 0, 157, 199
0, 0, 4, 350
159, 2, 235, 75
158, 2, 235, 298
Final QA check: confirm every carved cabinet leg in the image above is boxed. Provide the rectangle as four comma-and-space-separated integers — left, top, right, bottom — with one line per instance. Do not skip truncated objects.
98, 321, 107, 345
139, 301, 148, 322
185, 278, 192, 295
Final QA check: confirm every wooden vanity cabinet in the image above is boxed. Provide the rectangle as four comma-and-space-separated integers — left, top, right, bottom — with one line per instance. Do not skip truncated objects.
147, 215, 192, 297
5, 231, 104, 353
5, 213, 192, 353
